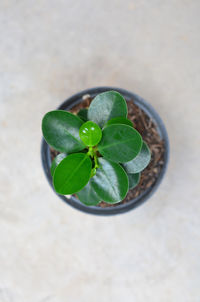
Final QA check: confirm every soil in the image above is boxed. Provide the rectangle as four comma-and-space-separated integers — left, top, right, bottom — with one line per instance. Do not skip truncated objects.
50, 94, 165, 207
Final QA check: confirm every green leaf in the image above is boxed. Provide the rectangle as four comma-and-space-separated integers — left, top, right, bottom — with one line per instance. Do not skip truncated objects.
50, 153, 67, 176
88, 91, 127, 128
104, 117, 133, 128
53, 153, 92, 195
127, 172, 141, 189
42, 110, 85, 153
98, 124, 142, 163
77, 180, 101, 206
90, 158, 128, 203
79, 121, 102, 147
123, 141, 151, 173
77, 108, 88, 122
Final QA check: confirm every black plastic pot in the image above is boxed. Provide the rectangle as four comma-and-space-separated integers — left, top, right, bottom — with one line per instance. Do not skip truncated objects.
41, 87, 169, 215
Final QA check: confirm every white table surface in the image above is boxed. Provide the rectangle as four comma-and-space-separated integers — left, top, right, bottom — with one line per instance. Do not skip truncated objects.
0, 1, 200, 301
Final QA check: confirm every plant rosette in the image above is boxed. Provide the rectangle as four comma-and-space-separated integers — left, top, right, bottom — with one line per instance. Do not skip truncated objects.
41, 87, 169, 215
42, 91, 151, 206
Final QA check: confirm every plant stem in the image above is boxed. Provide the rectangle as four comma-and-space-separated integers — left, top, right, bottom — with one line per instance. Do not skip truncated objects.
87, 146, 94, 157
94, 153, 99, 169
87, 147, 99, 169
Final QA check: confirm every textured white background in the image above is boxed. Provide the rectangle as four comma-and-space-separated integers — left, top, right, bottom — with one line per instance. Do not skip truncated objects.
0, 1, 200, 301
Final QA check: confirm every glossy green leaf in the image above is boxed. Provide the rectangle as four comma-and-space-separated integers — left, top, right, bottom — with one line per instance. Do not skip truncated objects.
50, 153, 67, 176
98, 124, 142, 163
77, 180, 101, 206
104, 117, 133, 128
88, 91, 127, 128
42, 110, 85, 153
127, 172, 141, 189
53, 153, 92, 195
77, 108, 88, 122
79, 121, 102, 147
123, 141, 151, 173
90, 158, 128, 203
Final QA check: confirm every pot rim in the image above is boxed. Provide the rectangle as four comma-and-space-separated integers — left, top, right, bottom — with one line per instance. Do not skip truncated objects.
41, 86, 170, 216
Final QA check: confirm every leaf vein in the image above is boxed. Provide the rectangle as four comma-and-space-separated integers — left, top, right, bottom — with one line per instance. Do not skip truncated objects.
59, 155, 88, 192
99, 137, 137, 150
101, 166, 119, 198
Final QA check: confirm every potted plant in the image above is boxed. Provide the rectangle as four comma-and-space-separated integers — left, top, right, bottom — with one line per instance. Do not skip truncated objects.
41, 87, 169, 215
